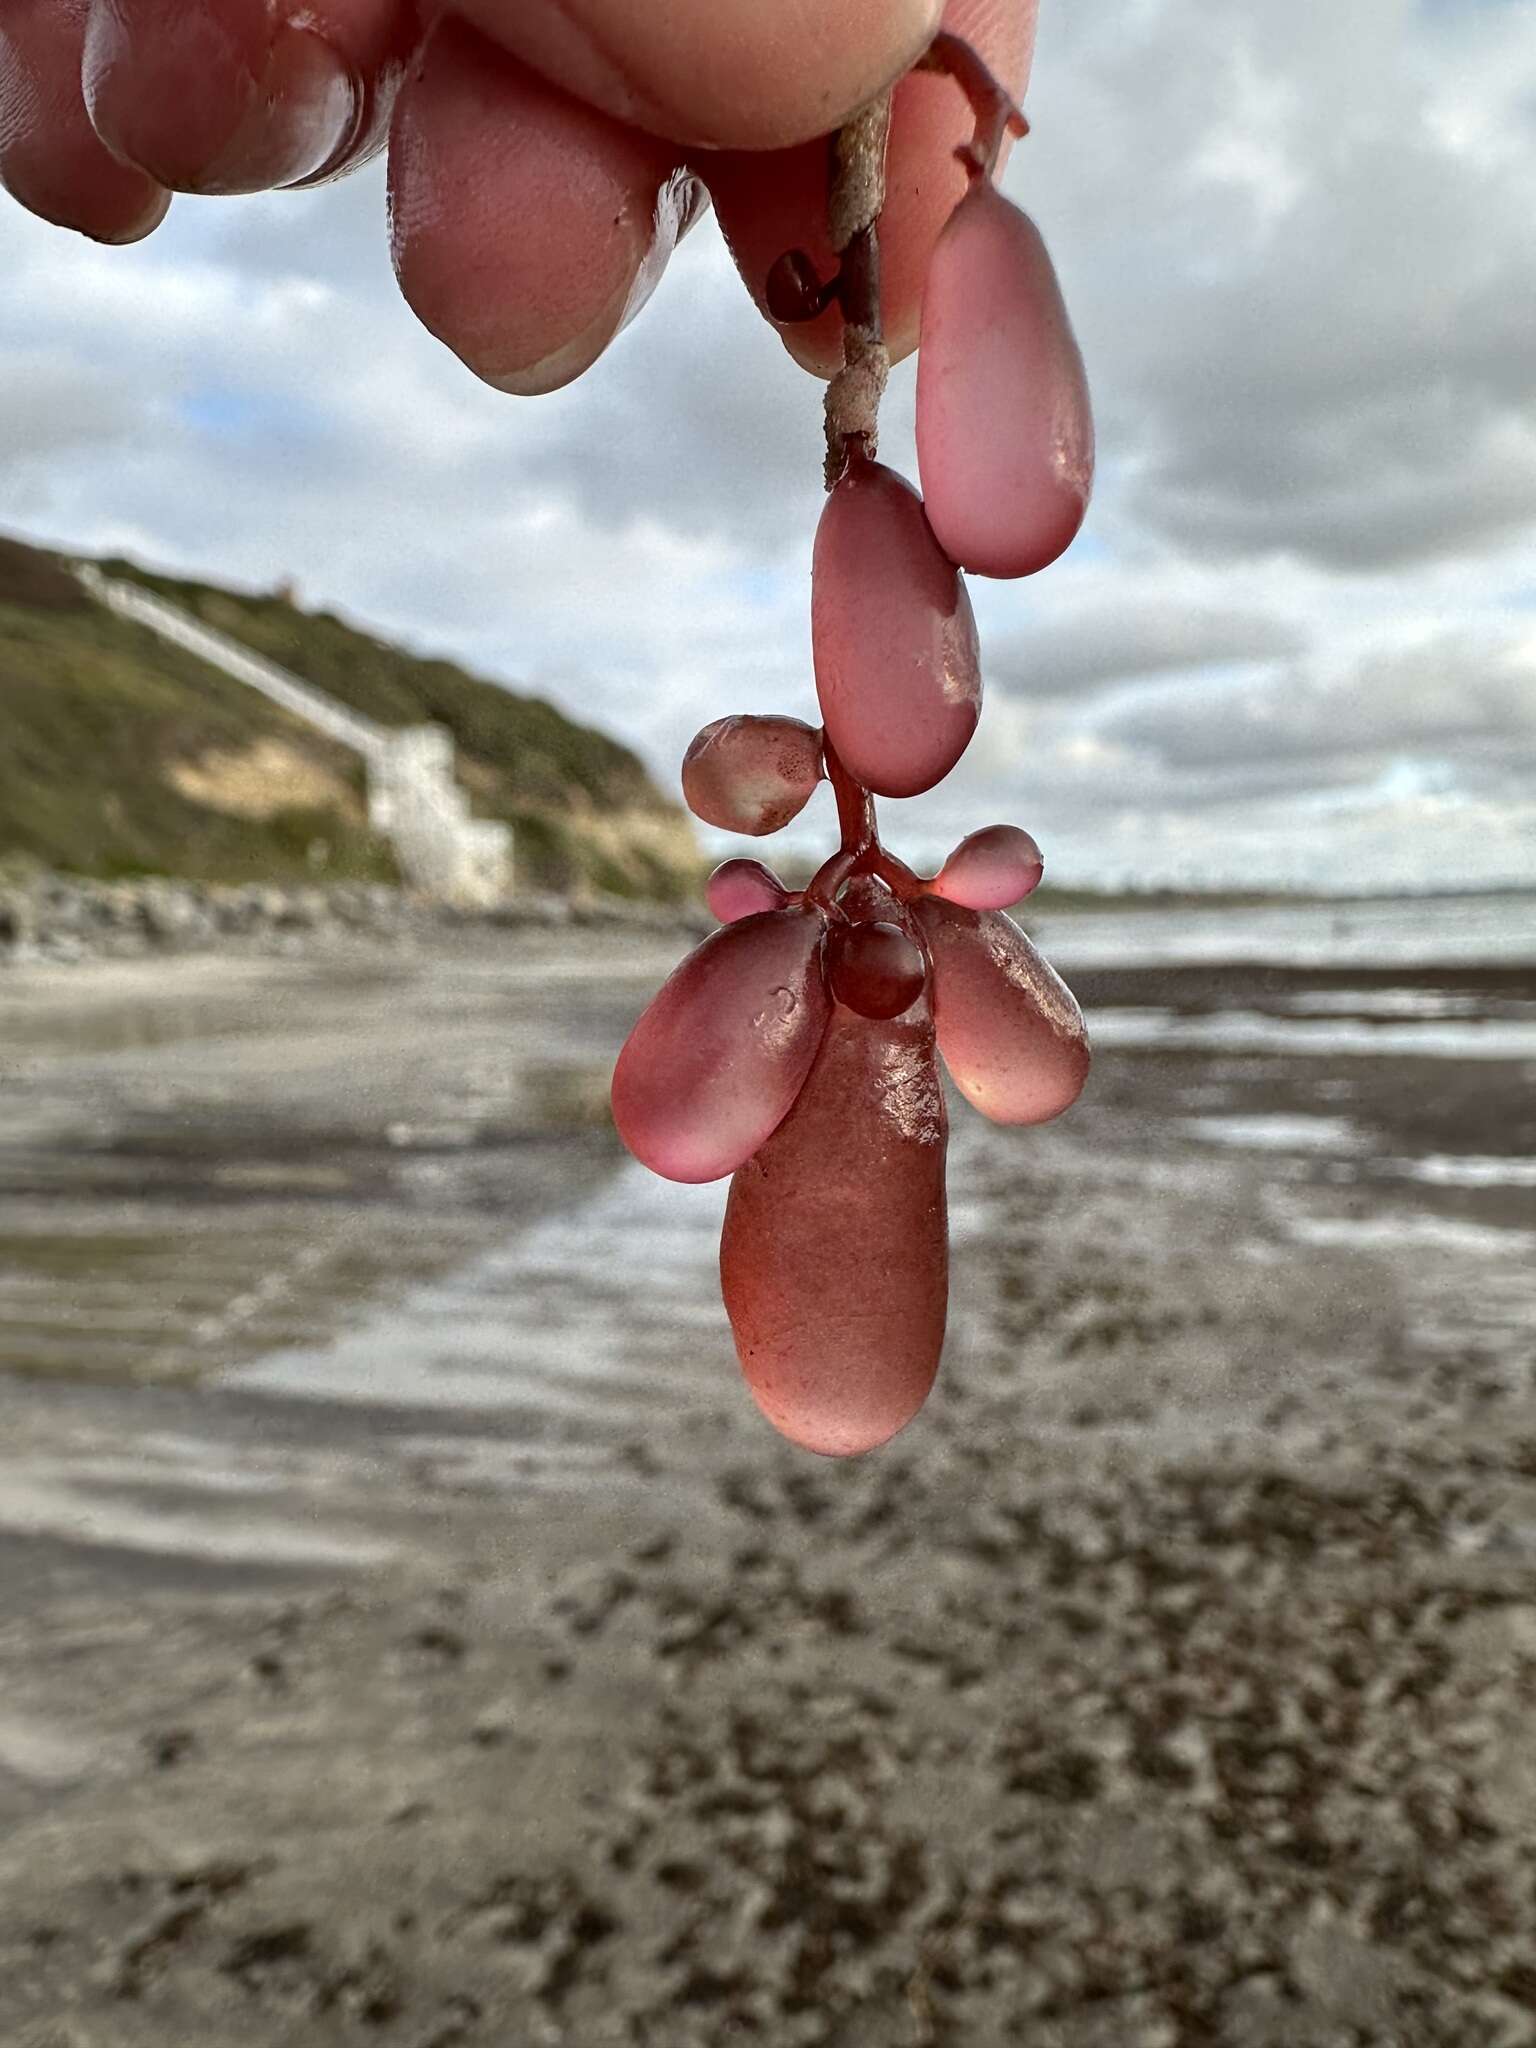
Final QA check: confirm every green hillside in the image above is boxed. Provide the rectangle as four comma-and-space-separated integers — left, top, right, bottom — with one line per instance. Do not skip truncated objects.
0, 534, 699, 899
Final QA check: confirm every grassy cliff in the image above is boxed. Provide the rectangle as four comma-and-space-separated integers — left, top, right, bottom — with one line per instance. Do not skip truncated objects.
0, 535, 700, 899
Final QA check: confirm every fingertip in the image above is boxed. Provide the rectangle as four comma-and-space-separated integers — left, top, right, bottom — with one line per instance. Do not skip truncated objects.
81, 0, 261, 187
82, 0, 362, 195
85, 179, 173, 243
0, 1, 173, 242
9, 162, 173, 244
388, 18, 687, 396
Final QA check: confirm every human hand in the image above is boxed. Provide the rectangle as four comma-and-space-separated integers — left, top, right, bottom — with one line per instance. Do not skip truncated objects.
0, 0, 1035, 393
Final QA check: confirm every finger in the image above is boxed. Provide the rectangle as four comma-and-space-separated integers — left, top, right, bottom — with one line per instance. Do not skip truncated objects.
451, 0, 944, 151
293, 0, 421, 181
389, 17, 703, 397
0, 0, 168, 241
80, 0, 411, 195
702, 0, 1036, 377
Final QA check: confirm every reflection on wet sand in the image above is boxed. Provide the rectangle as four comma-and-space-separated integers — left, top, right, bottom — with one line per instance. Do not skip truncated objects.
0, 936, 659, 1392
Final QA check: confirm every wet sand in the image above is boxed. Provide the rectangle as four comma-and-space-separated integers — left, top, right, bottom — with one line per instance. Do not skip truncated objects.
1, 926, 1534, 2046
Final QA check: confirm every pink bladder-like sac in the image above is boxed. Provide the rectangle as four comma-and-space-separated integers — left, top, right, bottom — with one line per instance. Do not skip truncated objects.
681, 714, 824, 835
928, 823, 1044, 910
827, 918, 928, 1020
915, 896, 1089, 1125
706, 857, 790, 924
611, 905, 830, 1183
916, 181, 1094, 579
811, 453, 981, 798
721, 1000, 949, 1457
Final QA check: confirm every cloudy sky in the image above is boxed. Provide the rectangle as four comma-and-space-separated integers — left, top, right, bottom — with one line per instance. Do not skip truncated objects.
3, 0, 1535, 891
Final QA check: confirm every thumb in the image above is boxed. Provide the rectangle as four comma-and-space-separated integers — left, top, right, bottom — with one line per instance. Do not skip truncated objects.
451, 0, 944, 151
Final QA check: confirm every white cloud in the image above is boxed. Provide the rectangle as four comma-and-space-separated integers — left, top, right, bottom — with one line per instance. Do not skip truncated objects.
1017, 0, 1536, 574
0, 351, 146, 459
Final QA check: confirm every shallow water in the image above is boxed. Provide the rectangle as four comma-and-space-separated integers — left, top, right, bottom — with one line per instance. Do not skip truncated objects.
1092, 1006, 1536, 1059
1182, 1112, 1364, 1152
1037, 889, 1536, 969
231, 1164, 729, 1420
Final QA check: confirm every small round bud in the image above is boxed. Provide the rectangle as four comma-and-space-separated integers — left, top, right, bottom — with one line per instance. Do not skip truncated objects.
682, 716, 823, 836
707, 858, 789, 924
766, 249, 830, 324
829, 920, 927, 1020
929, 824, 1043, 910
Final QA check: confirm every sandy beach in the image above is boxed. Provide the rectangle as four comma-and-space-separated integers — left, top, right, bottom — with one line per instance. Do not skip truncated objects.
0, 905, 1533, 2046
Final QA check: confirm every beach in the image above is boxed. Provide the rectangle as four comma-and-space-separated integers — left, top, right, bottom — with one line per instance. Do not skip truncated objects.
0, 899, 1533, 2046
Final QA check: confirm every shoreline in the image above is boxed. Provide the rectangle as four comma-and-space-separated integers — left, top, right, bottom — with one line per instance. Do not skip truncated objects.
0, 870, 709, 972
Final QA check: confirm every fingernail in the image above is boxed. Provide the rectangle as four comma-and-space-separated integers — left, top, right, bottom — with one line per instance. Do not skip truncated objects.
483, 278, 637, 398
183, 26, 360, 195
83, 0, 263, 187
614, 170, 710, 342
83, 0, 357, 195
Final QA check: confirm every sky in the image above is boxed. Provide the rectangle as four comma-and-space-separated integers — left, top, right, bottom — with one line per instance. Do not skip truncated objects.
3, 0, 1535, 892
